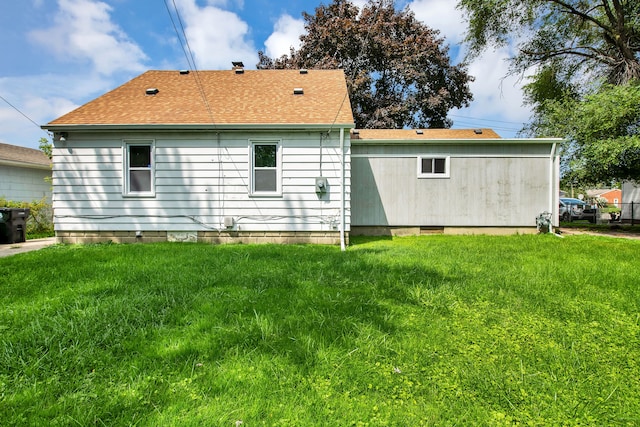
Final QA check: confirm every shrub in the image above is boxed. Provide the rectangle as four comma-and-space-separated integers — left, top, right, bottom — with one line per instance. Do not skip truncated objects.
0, 196, 54, 238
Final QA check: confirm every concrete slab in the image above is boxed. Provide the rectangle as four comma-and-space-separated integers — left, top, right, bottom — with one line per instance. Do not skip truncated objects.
0, 237, 56, 258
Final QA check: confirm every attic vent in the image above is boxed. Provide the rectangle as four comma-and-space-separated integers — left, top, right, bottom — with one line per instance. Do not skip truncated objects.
293, 88, 304, 95
474, 129, 483, 134
299, 69, 308, 74
232, 61, 245, 73
145, 88, 159, 95
416, 129, 424, 135
179, 70, 190, 75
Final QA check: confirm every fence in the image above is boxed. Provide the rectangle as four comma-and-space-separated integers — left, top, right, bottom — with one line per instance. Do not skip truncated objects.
620, 202, 640, 225
560, 202, 639, 225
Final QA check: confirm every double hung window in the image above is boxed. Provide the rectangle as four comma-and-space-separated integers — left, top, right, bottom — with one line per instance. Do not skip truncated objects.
124, 140, 155, 196
250, 141, 281, 196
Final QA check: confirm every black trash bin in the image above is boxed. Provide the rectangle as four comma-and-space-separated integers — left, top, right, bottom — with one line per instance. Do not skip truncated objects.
0, 208, 30, 244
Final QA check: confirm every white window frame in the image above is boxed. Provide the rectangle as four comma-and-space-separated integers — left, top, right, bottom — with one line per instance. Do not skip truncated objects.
249, 140, 282, 197
417, 155, 450, 179
123, 140, 156, 197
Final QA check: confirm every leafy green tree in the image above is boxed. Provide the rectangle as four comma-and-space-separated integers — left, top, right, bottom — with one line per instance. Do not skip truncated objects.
258, 0, 473, 129
536, 82, 640, 183
39, 137, 52, 159
459, 0, 640, 86
458, 0, 640, 183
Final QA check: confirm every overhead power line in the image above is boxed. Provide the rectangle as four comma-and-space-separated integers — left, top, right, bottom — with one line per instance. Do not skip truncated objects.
0, 93, 48, 134
449, 113, 527, 126
163, 0, 215, 126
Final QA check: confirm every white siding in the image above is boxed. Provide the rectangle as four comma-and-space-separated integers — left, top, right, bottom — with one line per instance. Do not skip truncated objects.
351, 143, 554, 227
0, 164, 52, 202
52, 131, 350, 233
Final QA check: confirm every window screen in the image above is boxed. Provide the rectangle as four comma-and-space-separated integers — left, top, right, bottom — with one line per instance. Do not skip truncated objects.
251, 142, 280, 194
124, 142, 154, 195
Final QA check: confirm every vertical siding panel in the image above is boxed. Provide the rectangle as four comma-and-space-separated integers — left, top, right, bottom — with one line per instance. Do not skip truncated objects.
351, 143, 551, 227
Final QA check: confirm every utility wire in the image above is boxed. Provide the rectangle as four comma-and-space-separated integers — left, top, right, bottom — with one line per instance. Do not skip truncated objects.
163, 0, 216, 126
163, 0, 195, 70
0, 93, 48, 134
449, 113, 527, 126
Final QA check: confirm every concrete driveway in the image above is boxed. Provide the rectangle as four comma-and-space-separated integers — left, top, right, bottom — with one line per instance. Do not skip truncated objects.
0, 237, 56, 258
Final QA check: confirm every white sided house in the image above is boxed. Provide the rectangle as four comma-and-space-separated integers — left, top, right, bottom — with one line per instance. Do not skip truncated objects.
44, 67, 561, 245
0, 142, 52, 203
350, 129, 561, 235
43, 68, 353, 246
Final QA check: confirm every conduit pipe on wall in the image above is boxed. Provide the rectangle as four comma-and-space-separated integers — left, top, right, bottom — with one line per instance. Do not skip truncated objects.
340, 127, 346, 252
549, 142, 558, 231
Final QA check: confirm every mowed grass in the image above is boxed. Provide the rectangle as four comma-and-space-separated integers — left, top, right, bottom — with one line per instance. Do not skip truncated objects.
1, 235, 639, 426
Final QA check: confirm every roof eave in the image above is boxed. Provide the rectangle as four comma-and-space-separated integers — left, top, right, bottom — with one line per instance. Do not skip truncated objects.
0, 158, 51, 170
43, 123, 356, 132
350, 137, 564, 145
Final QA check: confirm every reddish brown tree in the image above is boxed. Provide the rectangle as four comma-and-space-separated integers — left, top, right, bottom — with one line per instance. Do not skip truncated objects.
258, 0, 473, 129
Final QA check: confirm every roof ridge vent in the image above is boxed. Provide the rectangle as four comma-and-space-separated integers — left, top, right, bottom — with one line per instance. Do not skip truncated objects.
299, 69, 308, 74
145, 88, 159, 96
293, 87, 304, 95
179, 70, 190, 75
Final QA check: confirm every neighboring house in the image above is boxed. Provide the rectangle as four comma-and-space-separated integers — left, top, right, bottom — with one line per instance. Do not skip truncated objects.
43, 67, 561, 245
586, 188, 622, 208
0, 142, 51, 202
350, 129, 560, 235
43, 68, 353, 246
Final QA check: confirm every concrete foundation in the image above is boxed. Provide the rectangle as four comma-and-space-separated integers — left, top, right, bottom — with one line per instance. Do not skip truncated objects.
55, 230, 346, 245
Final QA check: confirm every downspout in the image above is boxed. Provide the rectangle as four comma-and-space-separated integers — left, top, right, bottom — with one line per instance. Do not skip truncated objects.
549, 142, 558, 232
340, 127, 346, 252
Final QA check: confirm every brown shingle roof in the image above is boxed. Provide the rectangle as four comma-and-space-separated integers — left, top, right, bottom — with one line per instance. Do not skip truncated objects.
351, 128, 501, 140
46, 69, 354, 127
0, 142, 50, 168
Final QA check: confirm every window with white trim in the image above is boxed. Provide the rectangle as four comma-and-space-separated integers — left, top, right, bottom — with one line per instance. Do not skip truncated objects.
123, 140, 155, 196
417, 156, 450, 178
250, 141, 281, 196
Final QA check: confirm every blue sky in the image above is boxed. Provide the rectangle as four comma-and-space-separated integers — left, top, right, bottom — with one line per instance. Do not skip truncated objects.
1, 0, 531, 149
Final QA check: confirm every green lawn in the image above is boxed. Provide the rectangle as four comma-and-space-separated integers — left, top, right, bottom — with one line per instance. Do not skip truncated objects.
1, 235, 639, 426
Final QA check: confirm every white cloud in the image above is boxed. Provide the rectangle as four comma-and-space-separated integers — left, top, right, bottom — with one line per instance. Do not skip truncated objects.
0, 73, 114, 148
29, 0, 148, 76
176, 0, 258, 69
204, 0, 243, 7
264, 14, 305, 59
408, 0, 466, 45
409, 0, 531, 136
452, 47, 532, 136
351, 0, 368, 10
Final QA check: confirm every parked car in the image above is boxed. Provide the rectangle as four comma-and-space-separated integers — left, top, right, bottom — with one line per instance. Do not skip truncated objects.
559, 198, 596, 223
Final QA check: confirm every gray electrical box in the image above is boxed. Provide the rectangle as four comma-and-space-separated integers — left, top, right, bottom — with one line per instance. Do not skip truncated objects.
315, 177, 328, 193
223, 216, 234, 228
